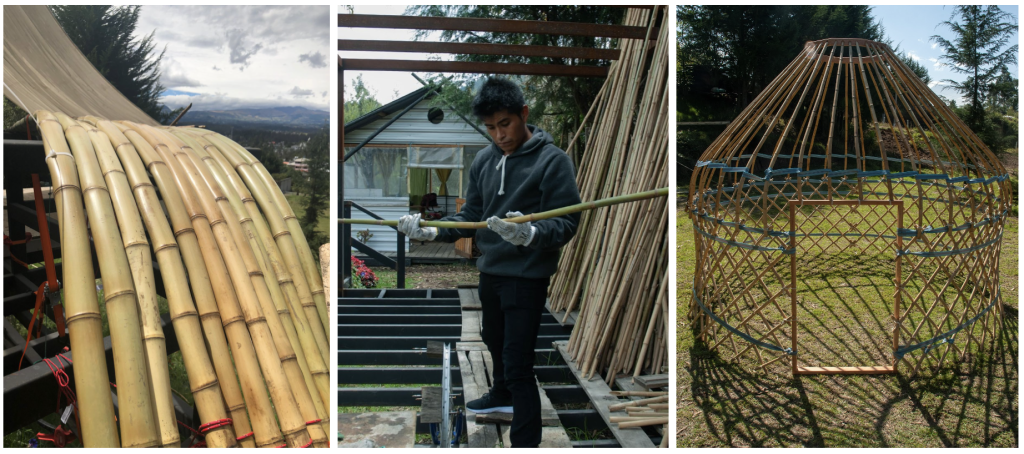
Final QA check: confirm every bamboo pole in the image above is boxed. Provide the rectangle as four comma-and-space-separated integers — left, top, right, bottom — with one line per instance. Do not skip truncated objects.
53, 112, 160, 448
126, 123, 313, 448
168, 129, 331, 439
177, 129, 332, 421
338, 187, 670, 228
78, 117, 177, 447
116, 121, 289, 448
35, 110, 119, 447
88, 117, 255, 447
193, 130, 331, 365
223, 140, 331, 332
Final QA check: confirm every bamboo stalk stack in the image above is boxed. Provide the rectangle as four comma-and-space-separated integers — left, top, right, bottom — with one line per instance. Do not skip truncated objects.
31, 110, 330, 448
547, 6, 670, 384
607, 391, 669, 447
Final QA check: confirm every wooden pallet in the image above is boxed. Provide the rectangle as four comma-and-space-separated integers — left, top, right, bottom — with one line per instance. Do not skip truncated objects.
555, 341, 656, 448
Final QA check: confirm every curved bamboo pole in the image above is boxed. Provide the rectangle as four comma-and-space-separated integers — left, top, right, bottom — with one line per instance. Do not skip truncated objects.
35, 110, 119, 447
53, 112, 159, 448
78, 117, 177, 447
216, 135, 330, 332
193, 130, 330, 367
116, 122, 283, 448
152, 127, 328, 447
86, 116, 250, 447
125, 123, 313, 448
170, 129, 332, 438
174, 129, 332, 424
338, 187, 671, 228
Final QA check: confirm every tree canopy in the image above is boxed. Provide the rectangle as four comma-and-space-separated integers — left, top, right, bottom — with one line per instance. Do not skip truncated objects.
404, 5, 628, 151
931, 6, 1018, 136
49, 6, 168, 122
343, 74, 383, 124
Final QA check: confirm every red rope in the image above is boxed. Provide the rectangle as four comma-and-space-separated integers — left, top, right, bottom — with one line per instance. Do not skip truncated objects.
177, 417, 233, 447
305, 419, 322, 425
300, 439, 314, 448
236, 432, 254, 441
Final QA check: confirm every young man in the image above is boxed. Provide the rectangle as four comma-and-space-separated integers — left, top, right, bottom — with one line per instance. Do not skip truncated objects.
397, 77, 581, 447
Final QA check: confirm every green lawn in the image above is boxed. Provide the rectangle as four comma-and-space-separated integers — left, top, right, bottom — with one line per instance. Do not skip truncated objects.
676, 200, 1018, 447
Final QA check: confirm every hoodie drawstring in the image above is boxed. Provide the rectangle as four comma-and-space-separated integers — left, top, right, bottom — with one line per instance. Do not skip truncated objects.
495, 154, 508, 196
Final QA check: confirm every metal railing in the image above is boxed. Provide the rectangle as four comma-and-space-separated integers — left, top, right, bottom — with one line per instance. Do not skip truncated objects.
343, 201, 405, 289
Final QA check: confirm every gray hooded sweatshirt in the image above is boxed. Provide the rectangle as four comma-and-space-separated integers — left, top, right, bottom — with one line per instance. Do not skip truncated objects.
435, 125, 581, 279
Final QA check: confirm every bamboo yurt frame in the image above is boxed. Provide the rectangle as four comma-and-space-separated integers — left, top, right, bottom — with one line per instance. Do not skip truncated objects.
687, 38, 1011, 377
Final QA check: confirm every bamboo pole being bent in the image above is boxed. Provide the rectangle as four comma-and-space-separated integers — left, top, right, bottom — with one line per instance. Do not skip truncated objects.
117, 122, 281, 448
35, 110, 119, 448
54, 112, 160, 448
88, 117, 250, 447
167, 129, 331, 442
177, 130, 332, 427
80, 118, 177, 447
126, 123, 312, 448
338, 187, 670, 228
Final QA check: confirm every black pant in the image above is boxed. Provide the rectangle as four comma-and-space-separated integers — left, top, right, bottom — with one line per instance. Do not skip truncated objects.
478, 272, 550, 448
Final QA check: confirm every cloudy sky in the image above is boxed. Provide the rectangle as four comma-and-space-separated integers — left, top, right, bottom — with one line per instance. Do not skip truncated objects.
338, 5, 451, 105
138, 6, 330, 112
872, 5, 1019, 104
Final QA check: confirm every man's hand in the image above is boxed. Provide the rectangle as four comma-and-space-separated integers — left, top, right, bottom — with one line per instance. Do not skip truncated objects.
397, 214, 437, 241
487, 211, 535, 246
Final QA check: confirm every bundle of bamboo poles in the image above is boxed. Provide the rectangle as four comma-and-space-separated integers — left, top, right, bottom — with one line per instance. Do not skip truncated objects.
547, 6, 670, 385
608, 391, 669, 448
33, 111, 331, 448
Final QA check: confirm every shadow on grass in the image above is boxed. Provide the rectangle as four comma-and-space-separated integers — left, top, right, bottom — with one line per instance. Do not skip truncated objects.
687, 305, 1018, 447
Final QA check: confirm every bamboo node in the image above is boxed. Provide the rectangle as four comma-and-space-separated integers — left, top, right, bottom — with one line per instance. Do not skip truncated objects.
214, 196, 228, 202
125, 240, 150, 249
173, 227, 195, 237
191, 213, 209, 222
153, 242, 179, 253
190, 379, 220, 394
273, 231, 291, 239
51, 184, 82, 196
248, 270, 264, 277
221, 315, 246, 328
143, 333, 166, 341
103, 288, 136, 301
131, 182, 154, 190
281, 353, 298, 362
82, 185, 109, 195
245, 316, 268, 325
209, 219, 226, 227
241, 197, 256, 203
102, 169, 126, 177
277, 278, 294, 285
199, 311, 223, 322
282, 215, 298, 221
171, 310, 200, 322
114, 142, 133, 150
239, 217, 253, 224
65, 311, 102, 324
310, 289, 325, 296
257, 438, 286, 448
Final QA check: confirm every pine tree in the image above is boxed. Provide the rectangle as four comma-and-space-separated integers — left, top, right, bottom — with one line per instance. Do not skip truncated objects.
49, 6, 168, 121
931, 5, 1018, 135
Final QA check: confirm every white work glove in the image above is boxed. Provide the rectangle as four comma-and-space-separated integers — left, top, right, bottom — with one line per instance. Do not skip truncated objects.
397, 214, 437, 241
487, 211, 536, 247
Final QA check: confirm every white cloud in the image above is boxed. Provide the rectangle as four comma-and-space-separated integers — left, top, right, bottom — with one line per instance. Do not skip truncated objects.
298, 51, 327, 68
906, 51, 921, 62
931, 42, 938, 49
289, 86, 315, 97
928, 80, 944, 88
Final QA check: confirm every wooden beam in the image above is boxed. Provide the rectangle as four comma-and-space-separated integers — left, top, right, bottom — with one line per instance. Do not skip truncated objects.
339, 39, 620, 60
795, 366, 895, 375
338, 14, 657, 40
339, 58, 608, 77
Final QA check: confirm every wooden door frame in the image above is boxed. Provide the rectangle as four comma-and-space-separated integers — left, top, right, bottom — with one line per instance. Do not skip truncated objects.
788, 199, 903, 376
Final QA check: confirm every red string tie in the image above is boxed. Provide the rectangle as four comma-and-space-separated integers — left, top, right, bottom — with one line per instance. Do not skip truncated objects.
236, 432, 255, 441
305, 419, 322, 425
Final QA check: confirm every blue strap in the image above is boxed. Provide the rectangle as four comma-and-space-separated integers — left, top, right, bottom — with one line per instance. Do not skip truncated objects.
694, 224, 794, 254
692, 288, 796, 355
894, 290, 1000, 360
898, 234, 1001, 258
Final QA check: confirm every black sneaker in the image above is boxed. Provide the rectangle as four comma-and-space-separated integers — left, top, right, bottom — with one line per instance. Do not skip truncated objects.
466, 392, 513, 414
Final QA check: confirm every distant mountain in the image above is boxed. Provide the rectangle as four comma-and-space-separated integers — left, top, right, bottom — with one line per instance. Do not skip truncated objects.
175, 106, 328, 127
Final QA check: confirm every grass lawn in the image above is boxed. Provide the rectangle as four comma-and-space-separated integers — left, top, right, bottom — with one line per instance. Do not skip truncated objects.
676, 198, 1018, 447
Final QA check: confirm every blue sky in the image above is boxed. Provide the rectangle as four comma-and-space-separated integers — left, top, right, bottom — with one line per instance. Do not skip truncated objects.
872, 5, 1018, 103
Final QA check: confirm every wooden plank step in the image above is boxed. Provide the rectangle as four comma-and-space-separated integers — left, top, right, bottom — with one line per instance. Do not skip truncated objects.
336, 411, 417, 448
795, 365, 895, 375
554, 340, 655, 448
458, 350, 500, 448
500, 425, 572, 448
458, 288, 482, 310
544, 300, 578, 327
633, 374, 668, 389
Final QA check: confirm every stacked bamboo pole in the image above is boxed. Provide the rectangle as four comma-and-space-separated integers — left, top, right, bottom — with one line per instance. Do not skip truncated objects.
547, 6, 670, 384
27, 109, 328, 447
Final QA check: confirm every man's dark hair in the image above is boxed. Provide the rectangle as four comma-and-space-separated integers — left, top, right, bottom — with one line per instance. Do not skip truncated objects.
471, 77, 526, 119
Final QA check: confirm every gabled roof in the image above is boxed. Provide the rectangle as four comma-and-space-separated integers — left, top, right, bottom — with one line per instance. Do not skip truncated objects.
343, 86, 432, 134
